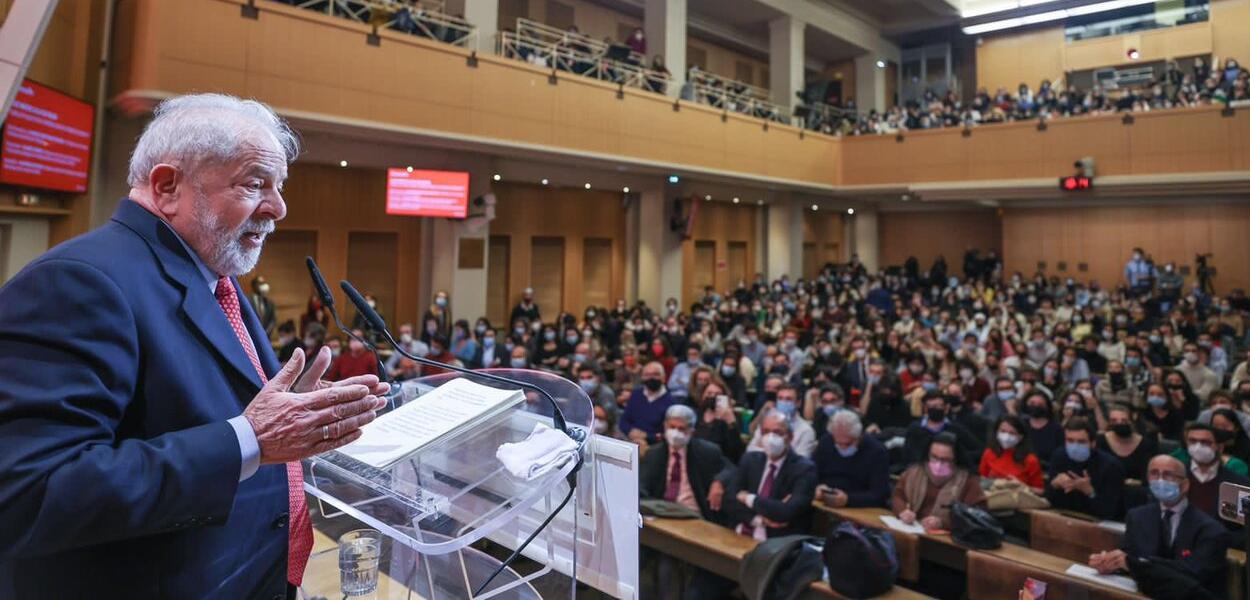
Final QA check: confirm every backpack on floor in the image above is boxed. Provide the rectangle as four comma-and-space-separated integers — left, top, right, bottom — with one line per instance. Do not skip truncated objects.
821, 521, 898, 598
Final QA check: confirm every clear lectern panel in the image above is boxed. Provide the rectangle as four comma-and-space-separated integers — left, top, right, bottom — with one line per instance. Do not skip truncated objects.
302, 369, 594, 598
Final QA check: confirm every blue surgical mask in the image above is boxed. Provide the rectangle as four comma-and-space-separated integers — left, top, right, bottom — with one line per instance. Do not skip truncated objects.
997, 390, 1016, 402
922, 382, 938, 392
1147, 395, 1167, 408
1065, 442, 1091, 463
483, 337, 495, 348
573, 353, 587, 363
578, 379, 597, 394
1149, 479, 1182, 504
510, 358, 527, 368
776, 400, 796, 417
1125, 357, 1141, 368
836, 444, 859, 458
721, 366, 737, 377
822, 404, 841, 417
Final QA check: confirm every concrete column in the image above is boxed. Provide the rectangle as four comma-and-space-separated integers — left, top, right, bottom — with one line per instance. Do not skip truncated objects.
768, 16, 805, 110
446, 0, 497, 54
637, 185, 682, 307
851, 206, 879, 273
766, 198, 803, 280
645, 0, 686, 97
854, 54, 887, 113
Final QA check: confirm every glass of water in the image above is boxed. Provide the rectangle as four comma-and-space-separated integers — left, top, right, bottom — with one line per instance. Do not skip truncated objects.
338, 529, 382, 597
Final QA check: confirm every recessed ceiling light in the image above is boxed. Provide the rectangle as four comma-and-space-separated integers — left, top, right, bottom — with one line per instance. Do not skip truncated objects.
875, 59, 886, 69
492, 173, 501, 181
847, 208, 855, 215
623, 186, 630, 193
541, 178, 549, 185
584, 182, 592, 189
704, 194, 712, 201
757, 199, 764, 205
811, 204, 819, 211
339, 160, 348, 168
732, 197, 740, 204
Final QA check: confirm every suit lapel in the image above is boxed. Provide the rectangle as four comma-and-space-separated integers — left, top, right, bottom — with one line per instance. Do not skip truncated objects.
111, 200, 265, 395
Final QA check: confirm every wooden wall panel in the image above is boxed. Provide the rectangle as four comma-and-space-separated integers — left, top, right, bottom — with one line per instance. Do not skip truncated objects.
1213, 0, 1250, 68
727, 241, 748, 289
530, 237, 565, 317
120, 0, 841, 188
690, 241, 715, 306
251, 229, 317, 337
270, 163, 423, 327
346, 231, 399, 331
582, 238, 613, 310
1001, 203, 1250, 293
489, 183, 626, 318
680, 201, 759, 305
975, 26, 1066, 95
878, 210, 1002, 275
487, 235, 511, 326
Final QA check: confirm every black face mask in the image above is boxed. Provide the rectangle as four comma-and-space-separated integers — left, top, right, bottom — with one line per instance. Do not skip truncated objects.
1111, 423, 1133, 438
764, 390, 778, 403
927, 407, 946, 422
1109, 372, 1125, 384
1027, 405, 1050, 419
1215, 428, 1236, 444
643, 378, 663, 392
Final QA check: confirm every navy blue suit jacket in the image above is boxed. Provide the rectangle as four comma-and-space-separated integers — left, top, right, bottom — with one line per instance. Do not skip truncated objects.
0, 200, 290, 599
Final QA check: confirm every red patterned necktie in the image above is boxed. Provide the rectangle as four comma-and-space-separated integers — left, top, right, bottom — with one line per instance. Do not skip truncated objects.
215, 277, 313, 585
742, 463, 778, 538
664, 451, 682, 502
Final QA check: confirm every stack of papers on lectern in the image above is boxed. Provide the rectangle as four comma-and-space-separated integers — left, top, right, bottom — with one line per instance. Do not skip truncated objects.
338, 378, 524, 469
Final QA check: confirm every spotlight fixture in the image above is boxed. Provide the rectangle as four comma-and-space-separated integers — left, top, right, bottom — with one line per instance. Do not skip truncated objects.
541, 178, 549, 185
584, 183, 592, 189
847, 208, 855, 215
875, 59, 886, 69
339, 160, 348, 167
732, 197, 740, 204
668, 175, 680, 184
492, 173, 501, 181
623, 186, 630, 193
406, 166, 413, 173
811, 204, 819, 211
704, 194, 712, 201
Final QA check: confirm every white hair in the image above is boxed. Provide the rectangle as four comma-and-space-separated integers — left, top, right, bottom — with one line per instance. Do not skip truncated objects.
664, 404, 697, 427
829, 410, 863, 438
128, 93, 299, 187
761, 409, 793, 434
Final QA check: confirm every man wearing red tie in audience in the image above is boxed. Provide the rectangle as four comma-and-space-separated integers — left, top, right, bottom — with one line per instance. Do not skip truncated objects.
0, 94, 388, 598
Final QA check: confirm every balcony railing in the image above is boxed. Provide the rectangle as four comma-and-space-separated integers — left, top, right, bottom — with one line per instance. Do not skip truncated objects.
498, 19, 671, 93
272, 0, 476, 47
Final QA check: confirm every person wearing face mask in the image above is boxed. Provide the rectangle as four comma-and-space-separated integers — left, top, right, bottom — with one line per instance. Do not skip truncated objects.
326, 328, 379, 381
247, 276, 277, 336
592, 404, 621, 440
728, 412, 817, 540
1097, 404, 1158, 483
532, 326, 561, 369
275, 319, 300, 362
979, 415, 1044, 493
692, 381, 745, 462
1196, 390, 1250, 435
1231, 348, 1250, 391
1046, 418, 1125, 519
979, 376, 1018, 421
841, 336, 874, 394
620, 361, 674, 446
639, 405, 736, 599
893, 433, 986, 532
385, 322, 431, 377
715, 352, 748, 406
1095, 359, 1140, 409
420, 334, 457, 377
1167, 424, 1250, 542
449, 319, 481, 369
814, 410, 890, 508
510, 287, 541, 326
955, 359, 991, 408
1122, 247, 1154, 298
1141, 382, 1186, 442
576, 364, 618, 418
1176, 342, 1219, 402
860, 360, 911, 435
1090, 455, 1227, 596
666, 343, 703, 401
746, 385, 817, 458
508, 345, 531, 371
903, 391, 983, 469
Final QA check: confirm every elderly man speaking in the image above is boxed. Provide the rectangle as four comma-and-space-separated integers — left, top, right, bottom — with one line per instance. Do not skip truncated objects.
0, 94, 388, 598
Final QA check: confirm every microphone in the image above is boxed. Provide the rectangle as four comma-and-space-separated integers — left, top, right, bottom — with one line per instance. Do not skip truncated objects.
303, 257, 396, 406
338, 279, 575, 437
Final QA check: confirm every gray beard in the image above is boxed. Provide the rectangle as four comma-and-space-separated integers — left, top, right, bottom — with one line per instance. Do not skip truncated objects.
190, 195, 273, 277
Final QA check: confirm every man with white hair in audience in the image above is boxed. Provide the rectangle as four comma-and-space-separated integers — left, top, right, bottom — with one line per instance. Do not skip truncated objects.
745, 384, 817, 458
814, 410, 891, 508
0, 94, 388, 597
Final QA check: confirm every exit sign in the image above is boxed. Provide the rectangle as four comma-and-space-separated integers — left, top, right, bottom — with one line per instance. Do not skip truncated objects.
1060, 175, 1093, 191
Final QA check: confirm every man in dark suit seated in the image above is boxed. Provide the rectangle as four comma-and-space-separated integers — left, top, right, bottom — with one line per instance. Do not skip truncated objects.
639, 404, 737, 600
1090, 455, 1227, 596
813, 410, 890, 508
727, 410, 818, 539
1046, 417, 1126, 520
903, 390, 984, 468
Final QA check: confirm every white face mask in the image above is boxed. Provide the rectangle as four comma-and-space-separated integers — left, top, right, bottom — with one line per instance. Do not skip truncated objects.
664, 428, 690, 449
997, 432, 1020, 449
762, 432, 787, 459
1188, 443, 1216, 465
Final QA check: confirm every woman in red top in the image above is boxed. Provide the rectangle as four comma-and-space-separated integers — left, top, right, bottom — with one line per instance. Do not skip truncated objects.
979, 414, 1044, 492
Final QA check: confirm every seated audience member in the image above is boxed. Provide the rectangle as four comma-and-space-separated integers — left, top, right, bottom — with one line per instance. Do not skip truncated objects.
903, 391, 983, 468
1172, 421, 1249, 475
576, 364, 618, 414
421, 334, 457, 376
327, 329, 379, 381
1089, 455, 1227, 596
746, 384, 817, 458
692, 380, 746, 462
727, 411, 818, 540
593, 404, 623, 439
1022, 392, 1064, 467
1177, 342, 1220, 401
1047, 417, 1125, 520
861, 360, 912, 433
619, 361, 674, 445
979, 376, 1017, 421
808, 384, 848, 435
385, 322, 430, 375
1096, 360, 1140, 408
715, 353, 749, 405
639, 405, 734, 519
892, 432, 987, 531
1197, 390, 1250, 433
667, 343, 703, 401
478, 327, 502, 368
979, 415, 1044, 492
1097, 403, 1158, 482
1211, 407, 1250, 465
814, 410, 890, 508
1141, 381, 1186, 441
275, 319, 300, 362
945, 382, 991, 447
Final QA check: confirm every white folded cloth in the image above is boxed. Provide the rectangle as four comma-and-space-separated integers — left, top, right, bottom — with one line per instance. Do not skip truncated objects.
496, 423, 579, 481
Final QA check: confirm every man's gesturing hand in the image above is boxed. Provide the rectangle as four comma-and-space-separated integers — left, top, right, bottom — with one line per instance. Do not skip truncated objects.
244, 348, 386, 464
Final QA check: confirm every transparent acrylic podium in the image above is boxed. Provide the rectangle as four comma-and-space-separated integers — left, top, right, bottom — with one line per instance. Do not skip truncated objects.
301, 369, 594, 599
